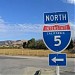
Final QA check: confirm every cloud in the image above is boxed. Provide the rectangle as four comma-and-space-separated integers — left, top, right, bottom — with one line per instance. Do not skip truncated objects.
0, 16, 5, 23
0, 18, 43, 33
67, 0, 75, 4
62, 0, 75, 4
0, 17, 43, 40
0, 17, 75, 40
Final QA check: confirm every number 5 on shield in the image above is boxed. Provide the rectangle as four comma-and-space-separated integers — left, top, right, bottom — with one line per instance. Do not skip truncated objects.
54, 36, 61, 46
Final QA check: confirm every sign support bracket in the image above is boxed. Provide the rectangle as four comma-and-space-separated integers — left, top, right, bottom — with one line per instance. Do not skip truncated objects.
56, 52, 60, 75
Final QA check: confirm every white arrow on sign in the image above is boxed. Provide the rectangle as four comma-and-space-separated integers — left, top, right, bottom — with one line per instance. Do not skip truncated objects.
52, 57, 64, 63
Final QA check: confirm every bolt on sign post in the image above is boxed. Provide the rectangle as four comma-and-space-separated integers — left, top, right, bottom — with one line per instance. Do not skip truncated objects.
43, 12, 71, 75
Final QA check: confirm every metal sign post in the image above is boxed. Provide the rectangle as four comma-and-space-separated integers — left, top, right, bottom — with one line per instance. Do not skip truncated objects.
56, 66, 60, 75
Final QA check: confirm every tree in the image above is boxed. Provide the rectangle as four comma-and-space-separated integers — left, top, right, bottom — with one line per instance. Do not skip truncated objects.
23, 42, 27, 48
66, 39, 74, 50
27, 38, 36, 49
23, 38, 47, 49
35, 39, 47, 49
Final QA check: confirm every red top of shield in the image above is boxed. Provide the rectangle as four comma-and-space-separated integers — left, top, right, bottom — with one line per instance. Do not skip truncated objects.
43, 24, 70, 31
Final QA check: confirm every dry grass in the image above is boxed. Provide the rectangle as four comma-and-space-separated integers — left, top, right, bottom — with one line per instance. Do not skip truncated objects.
0, 49, 50, 57
0, 49, 75, 57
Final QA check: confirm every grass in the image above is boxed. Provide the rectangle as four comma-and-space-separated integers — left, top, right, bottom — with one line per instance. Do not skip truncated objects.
0, 49, 50, 57
0, 49, 75, 57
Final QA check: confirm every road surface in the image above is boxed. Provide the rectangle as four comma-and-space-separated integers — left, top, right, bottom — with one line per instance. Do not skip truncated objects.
0, 55, 75, 75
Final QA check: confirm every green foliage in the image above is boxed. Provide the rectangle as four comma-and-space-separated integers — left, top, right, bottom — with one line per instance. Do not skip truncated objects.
27, 38, 36, 49
66, 39, 74, 50
23, 42, 27, 48
23, 38, 47, 49
35, 39, 47, 49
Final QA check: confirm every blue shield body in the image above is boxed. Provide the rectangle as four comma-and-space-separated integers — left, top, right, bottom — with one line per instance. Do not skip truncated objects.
43, 24, 71, 52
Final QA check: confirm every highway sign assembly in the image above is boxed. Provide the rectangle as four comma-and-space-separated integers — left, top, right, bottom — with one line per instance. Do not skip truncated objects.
43, 11, 71, 75
44, 12, 68, 24
49, 54, 66, 66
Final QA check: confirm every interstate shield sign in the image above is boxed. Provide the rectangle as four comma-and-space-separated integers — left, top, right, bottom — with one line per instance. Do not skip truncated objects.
43, 24, 71, 52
